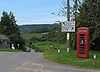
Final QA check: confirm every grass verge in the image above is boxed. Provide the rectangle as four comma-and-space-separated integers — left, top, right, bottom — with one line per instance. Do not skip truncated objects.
34, 41, 100, 69
0, 48, 23, 52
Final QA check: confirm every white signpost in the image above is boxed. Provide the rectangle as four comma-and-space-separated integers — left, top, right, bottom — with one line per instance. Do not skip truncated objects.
61, 21, 75, 53
61, 21, 75, 32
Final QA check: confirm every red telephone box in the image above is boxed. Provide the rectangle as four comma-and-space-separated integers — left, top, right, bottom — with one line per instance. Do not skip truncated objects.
77, 27, 89, 58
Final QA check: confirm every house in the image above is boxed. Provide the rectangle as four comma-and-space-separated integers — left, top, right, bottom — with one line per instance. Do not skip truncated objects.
0, 34, 10, 48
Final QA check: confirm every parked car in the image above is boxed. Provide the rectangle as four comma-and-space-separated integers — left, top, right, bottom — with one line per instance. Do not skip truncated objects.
25, 46, 31, 52
27, 48, 31, 52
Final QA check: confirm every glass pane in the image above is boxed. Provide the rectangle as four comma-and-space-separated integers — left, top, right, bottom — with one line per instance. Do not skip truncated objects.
79, 34, 86, 54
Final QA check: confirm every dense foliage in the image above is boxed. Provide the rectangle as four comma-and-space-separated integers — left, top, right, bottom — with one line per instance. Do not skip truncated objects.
77, 0, 100, 50
47, 23, 67, 43
0, 11, 25, 50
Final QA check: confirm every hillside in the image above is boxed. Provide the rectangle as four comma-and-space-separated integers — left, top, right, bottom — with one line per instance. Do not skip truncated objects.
19, 24, 55, 33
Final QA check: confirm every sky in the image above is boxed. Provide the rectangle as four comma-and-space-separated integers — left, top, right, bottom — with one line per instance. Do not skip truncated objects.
0, 0, 74, 25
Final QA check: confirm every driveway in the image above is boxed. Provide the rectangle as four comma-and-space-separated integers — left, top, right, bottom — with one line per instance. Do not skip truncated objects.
0, 52, 99, 72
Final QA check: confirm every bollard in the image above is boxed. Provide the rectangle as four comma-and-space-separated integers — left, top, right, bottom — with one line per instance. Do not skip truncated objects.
57, 49, 60, 60
58, 49, 60, 54
67, 48, 70, 53
12, 44, 15, 50
93, 54, 96, 68
50, 44, 53, 50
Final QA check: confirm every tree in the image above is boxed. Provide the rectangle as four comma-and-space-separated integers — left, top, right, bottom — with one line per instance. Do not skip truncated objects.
52, 0, 82, 17
0, 11, 20, 35
0, 11, 25, 50
51, 0, 83, 48
35, 27, 49, 33
77, 0, 100, 50
48, 23, 67, 43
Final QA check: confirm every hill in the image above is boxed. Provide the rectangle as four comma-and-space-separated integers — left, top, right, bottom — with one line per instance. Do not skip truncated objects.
19, 24, 55, 33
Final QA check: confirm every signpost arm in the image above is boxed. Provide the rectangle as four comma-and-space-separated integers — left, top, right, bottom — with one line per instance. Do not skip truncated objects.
67, 0, 70, 52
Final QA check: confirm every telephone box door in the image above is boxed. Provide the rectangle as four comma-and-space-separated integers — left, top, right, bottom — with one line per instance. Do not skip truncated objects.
77, 27, 89, 58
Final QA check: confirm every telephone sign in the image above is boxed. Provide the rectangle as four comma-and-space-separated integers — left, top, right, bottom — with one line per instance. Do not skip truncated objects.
61, 21, 75, 32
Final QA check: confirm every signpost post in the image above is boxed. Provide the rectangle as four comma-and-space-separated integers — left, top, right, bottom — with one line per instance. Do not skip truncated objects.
61, 0, 76, 53
61, 21, 75, 52
66, 0, 70, 53
61, 0, 77, 53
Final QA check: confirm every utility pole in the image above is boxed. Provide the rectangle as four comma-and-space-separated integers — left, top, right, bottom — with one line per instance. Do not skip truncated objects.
74, 0, 78, 49
67, 0, 70, 21
75, 0, 78, 21
67, 0, 70, 52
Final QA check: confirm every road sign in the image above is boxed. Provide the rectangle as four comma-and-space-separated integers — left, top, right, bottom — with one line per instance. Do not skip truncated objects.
61, 21, 75, 32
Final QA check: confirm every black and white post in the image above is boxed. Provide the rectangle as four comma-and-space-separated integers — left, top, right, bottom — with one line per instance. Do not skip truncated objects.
93, 54, 96, 68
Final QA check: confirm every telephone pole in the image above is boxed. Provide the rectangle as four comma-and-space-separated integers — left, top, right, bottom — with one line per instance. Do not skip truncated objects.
67, 0, 70, 21
67, 0, 70, 52
75, 0, 78, 21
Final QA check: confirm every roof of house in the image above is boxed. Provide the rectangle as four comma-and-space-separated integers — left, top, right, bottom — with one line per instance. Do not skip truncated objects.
0, 34, 10, 40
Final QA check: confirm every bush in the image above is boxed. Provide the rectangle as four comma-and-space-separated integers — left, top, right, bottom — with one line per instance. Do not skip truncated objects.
31, 44, 43, 52
10, 34, 25, 51
91, 37, 100, 51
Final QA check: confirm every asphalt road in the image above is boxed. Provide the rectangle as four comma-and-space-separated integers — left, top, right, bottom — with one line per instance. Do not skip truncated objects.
0, 52, 99, 72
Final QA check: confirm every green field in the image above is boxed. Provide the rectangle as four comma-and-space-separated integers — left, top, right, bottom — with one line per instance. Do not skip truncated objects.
22, 33, 43, 40
22, 33, 43, 46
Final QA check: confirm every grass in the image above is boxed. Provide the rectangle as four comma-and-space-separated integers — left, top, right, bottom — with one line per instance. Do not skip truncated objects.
22, 33, 43, 40
22, 33, 43, 46
34, 41, 53, 51
0, 48, 23, 52
34, 41, 100, 69
22, 33, 100, 69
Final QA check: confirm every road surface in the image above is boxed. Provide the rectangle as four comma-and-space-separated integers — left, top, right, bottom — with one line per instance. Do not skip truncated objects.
0, 52, 99, 72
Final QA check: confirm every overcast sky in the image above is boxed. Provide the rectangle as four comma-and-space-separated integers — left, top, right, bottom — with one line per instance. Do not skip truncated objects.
0, 0, 75, 25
